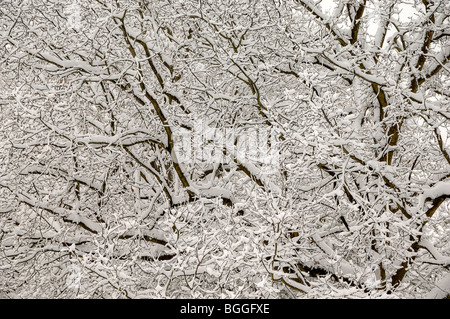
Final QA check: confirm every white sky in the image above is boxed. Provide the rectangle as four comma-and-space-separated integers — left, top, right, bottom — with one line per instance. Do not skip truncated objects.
315, 0, 449, 145
319, 0, 419, 26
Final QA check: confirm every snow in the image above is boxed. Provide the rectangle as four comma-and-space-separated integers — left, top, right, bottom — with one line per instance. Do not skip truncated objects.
418, 181, 450, 211
2, 0, 450, 300
419, 240, 450, 265
233, 153, 282, 195
312, 233, 357, 278
312, 233, 335, 256
323, 52, 386, 86
66, 212, 103, 234
282, 277, 311, 293
16, 193, 102, 234
20, 165, 103, 191
366, 160, 382, 171
86, 116, 112, 134
34, 50, 106, 74
426, 273, 450, 299
12, 129, 164, 150
187, 186, 235, 203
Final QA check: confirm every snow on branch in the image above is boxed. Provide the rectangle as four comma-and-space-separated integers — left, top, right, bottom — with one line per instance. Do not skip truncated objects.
419, 239, 450, 267
418, 181, 450, 211
16, 192, 103, 234
311, 233, 359, 278
20, 165, 103, 193
426, 273, 450, 299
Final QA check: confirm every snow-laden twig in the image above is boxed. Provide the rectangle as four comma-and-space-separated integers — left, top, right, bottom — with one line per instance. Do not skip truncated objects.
425, 272, 450, 299
419, 239, 450, 267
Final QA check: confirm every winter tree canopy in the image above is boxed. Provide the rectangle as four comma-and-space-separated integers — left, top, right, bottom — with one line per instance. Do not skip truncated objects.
0, 0, 449, 298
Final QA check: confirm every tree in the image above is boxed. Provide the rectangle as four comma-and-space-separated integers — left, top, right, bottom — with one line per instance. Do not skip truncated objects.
0, 0, 449, 298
